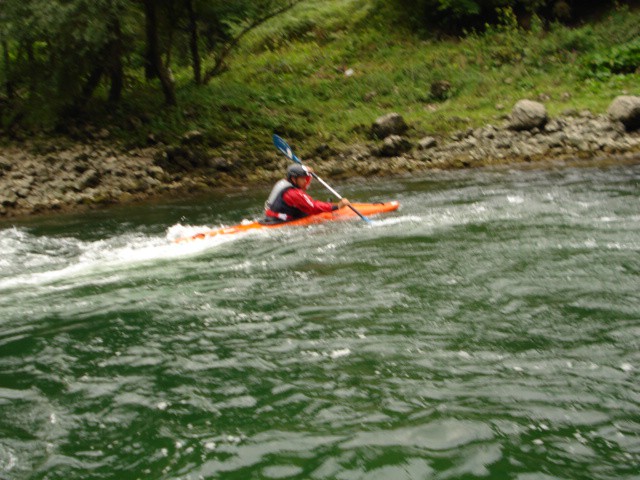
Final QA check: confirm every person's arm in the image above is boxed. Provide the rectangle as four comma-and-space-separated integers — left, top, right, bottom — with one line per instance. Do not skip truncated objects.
283, 189, 349, 215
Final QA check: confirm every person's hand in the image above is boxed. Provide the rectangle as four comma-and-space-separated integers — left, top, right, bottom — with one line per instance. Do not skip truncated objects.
337, 198, 350, 208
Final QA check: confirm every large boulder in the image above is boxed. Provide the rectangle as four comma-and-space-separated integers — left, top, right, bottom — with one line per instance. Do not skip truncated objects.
371, 113, 408, 139
607, 96, 640, 131
508, 100, 548, 131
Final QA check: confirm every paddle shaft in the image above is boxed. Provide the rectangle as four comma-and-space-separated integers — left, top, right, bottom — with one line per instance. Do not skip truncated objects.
309, 172, 371, 222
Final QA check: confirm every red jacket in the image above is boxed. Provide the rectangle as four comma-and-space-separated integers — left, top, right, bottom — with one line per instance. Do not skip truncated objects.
281, 188, 335, 216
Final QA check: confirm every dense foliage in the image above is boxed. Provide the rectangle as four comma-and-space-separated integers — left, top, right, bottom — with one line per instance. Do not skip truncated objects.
377, 0, 627, 32
0, 0, 301, 128
0, 0, 638, 152
588, 38, 640, 78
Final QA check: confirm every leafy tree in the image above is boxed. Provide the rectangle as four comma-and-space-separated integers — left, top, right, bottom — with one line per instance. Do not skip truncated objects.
0, 0, 302, 127
165, 0, 303, 84
0, 0, 133, 123
376, 0, 627, 33
202, 0, 303, 82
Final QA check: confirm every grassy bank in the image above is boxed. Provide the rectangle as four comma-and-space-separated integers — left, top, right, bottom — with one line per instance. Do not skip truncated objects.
50, 1, 640, 161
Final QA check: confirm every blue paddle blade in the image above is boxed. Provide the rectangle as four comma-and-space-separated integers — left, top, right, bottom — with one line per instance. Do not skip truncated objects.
272, 134, 301, 164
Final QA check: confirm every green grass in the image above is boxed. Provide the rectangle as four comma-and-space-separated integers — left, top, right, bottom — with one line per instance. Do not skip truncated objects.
20, 1, 640, 162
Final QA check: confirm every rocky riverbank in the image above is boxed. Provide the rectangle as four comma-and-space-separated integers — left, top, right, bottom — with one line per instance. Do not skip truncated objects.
1, 96, 639, 220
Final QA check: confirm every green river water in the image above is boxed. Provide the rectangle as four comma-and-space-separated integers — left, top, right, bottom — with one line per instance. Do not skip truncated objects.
0, 162, 639, 480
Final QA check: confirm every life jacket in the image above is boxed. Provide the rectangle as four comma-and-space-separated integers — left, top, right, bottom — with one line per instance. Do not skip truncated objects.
264, 179, 307, 221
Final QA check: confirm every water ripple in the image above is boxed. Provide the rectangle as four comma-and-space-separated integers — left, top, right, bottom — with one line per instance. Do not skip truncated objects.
1, 164, 640, 479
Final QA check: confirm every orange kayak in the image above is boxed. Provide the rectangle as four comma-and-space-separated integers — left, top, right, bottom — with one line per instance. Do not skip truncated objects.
174, 201, 400, 243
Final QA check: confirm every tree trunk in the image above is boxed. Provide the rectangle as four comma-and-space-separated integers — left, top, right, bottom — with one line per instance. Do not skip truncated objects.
186, 0, 202, 85
144, 0, 159, 79
2, 40, 13, 98
143, 0, 177, 106
107, 18, 124, 104
75, 15, 124, 108
108, 60, 123, 105
80, 66, 104, 105
26, 41, 36, 93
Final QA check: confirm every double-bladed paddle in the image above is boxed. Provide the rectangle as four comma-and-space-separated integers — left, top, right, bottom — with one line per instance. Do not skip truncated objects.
272, 134, 372, 224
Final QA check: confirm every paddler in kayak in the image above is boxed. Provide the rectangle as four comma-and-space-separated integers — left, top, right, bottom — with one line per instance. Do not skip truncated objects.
264, 164, 351, 223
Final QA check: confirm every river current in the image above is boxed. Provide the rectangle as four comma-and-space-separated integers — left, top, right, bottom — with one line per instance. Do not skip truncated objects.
1, 162, 639, 479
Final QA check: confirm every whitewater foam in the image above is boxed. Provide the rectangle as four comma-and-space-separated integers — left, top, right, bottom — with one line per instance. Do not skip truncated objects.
0, 225, 254, 291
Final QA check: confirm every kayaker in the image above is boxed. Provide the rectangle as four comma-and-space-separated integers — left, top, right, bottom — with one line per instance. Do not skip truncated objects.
264, 164, 350, 222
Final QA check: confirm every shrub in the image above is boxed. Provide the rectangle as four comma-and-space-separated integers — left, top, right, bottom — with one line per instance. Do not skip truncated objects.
587, 38, 640, 77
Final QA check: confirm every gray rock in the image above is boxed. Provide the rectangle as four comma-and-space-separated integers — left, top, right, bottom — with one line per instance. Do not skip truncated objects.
475, 125, 497, 139
418, 137, 437, 150
547, 132, 568, 148
181, 130, 205, 145
363, 91, 377, 102
376, 135, 412, 157
430, 80, 452, 101
544, 119, 565, 133
146, 165, 166, 180
0, 191, 18, 207
78, 169, 101, 189
495, 138, 513, 149
0, 155, 11, 173
371, 113, 408, 139
509, 100, 548, 131
607, 96, 640, 131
